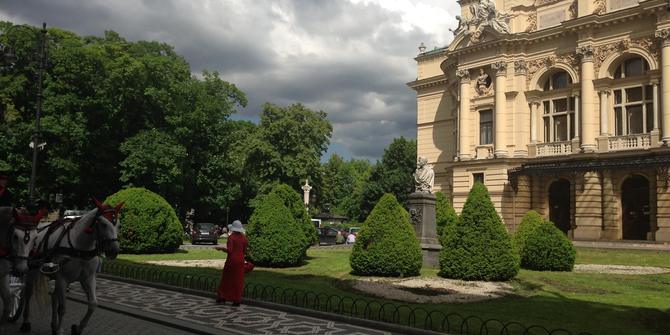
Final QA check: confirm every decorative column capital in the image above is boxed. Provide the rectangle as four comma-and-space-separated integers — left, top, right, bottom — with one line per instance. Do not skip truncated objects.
492, 61, 507, 76
514, 59, 527, 75
456, 69, 470, 82
598, 89, 610, 96
576, 45, 594, 62
655, 28, 670, 46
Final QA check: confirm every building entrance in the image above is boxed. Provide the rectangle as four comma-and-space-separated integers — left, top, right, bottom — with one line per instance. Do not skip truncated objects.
549, 179, 571, 234
621, 175, 650, 240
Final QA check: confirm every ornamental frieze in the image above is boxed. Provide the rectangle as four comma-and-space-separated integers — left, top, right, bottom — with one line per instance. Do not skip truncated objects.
525, 52, 579, 87
593, 37, 660, 76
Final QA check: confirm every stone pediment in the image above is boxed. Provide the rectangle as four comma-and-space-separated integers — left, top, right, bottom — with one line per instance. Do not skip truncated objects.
451, 26, 504, 50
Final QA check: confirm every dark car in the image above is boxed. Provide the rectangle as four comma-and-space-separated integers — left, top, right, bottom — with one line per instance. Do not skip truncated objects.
191, 222, 220, 245
316, 227, 340, 245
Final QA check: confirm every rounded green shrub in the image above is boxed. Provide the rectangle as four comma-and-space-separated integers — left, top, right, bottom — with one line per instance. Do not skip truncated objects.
246, 193, 307, 267
521, 220, 576, 271
513, 210, 545, 253
439, 183, 519, 281
436, 192, 458, 239
350, 193, 422, 277
104, 187, 182, 253
267, 184, 317, 249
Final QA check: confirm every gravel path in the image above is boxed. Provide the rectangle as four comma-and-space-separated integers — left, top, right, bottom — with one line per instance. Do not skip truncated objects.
574, 264, 670, 275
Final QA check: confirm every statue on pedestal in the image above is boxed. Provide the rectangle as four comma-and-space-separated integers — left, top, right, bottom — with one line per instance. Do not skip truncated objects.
414, 157, 434, 193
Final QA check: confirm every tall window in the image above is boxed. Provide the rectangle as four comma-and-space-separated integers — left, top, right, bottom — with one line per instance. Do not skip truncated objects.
542, 71, 574, 142
479, 110, 493, 145
612, 57, 653, 135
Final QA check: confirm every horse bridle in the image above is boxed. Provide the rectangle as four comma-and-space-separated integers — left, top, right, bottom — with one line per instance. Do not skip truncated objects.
93, 208, 119, 250
4, 221, 37, 262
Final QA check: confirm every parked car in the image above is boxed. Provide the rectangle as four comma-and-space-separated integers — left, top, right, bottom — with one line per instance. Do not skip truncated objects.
63, 209, 87, 221
191, 222, 220, 244
316, 227, 340, 245
348, 227, 361, 236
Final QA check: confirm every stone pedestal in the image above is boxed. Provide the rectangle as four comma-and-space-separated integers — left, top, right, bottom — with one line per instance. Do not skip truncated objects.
407, 192, 442, 267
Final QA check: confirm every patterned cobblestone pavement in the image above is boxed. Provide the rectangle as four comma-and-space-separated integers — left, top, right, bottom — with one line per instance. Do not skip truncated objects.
63, 278, 392, 335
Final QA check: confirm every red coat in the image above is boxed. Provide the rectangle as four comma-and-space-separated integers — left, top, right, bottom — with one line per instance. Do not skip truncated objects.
217, 232, 248, 302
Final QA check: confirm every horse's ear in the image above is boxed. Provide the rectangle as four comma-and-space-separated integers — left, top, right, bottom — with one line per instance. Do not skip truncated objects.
114, 202, 125, 212
92, 197, 103, 208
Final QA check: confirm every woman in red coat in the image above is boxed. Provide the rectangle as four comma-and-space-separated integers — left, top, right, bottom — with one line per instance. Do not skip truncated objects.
215, 220, 248, 306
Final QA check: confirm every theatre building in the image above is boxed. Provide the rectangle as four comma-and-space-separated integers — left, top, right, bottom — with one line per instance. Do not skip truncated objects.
408, 0, 670, 242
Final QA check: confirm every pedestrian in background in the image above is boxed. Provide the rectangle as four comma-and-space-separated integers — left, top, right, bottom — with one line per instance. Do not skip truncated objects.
215, 220, 248, 306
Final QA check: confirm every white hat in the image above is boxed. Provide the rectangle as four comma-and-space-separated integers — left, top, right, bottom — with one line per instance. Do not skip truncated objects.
230, 220, 245, 233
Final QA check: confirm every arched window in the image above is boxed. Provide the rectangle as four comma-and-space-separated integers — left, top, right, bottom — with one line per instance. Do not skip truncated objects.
614, 57, 649, 79
543, 71, 571, 90
612, 57, 653, 135
541, 71, 575, 142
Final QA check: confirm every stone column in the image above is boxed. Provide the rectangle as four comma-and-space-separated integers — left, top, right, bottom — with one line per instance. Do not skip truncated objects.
514, 60, 528, 157
656, 29, 670, 144
600, 170, 617, 239
530, 102, 538, 142
457, 69, 471, 160
577, 45, 596, 152
492, 61, 508, 157
651, 80, 661, 145
656, 168, 670, 242
573, 171, 603, 240
599, 90, 609, 135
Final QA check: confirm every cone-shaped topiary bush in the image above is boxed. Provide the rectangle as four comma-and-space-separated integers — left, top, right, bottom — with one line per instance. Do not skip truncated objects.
439, 182, 519, 281
105, 187, 182, 253
436, 192, 458, 240
246, 193, 307, 267
513, 210, 545, 253
520, 220, 576, 271
350, 193, 422, 277
267, 184, 317, 249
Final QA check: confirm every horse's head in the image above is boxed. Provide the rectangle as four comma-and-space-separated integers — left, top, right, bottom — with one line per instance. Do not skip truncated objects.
10, 218, 38, 273
91, 198, 124, 260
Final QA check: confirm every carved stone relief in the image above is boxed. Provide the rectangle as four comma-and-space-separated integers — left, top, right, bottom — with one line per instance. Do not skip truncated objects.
525, 12, 537, 33
525, 53, 579, 87
593, 0, 606, 14
514, 59, 527, 75
593, 37, 660, 76
568, 0, 577, 19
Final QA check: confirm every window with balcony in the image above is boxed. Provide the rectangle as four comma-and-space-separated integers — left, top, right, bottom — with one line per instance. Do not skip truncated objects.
541, 71, 575, 143
479, 110, 493, 145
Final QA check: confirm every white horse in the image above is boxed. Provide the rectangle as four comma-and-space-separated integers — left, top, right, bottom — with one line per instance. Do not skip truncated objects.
20, 199, 122, 335
0, 207, 38, 326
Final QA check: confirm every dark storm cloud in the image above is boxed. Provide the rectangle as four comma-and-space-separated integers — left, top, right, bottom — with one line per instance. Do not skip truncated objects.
1, 0, 445, 161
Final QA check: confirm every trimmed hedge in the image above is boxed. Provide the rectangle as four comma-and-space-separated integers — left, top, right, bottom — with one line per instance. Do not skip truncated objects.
439, 183, 519, 281
267, 184, 317, 250
519, 219, 576, 271
435, 192, 458, 240
350, 193, 422, 277
105, 187, 182, 253
246, 193, 307, 267
513, 210, 545, 254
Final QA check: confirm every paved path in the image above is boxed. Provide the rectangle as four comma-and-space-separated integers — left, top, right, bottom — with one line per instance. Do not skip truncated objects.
573, 240, 670, 251
2, 298, 198, 335
48, 277, 392, 335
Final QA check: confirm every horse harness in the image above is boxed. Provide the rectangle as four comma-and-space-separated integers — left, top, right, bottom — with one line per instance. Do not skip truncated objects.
36, 209, 116, 262
0, 219, 36, 262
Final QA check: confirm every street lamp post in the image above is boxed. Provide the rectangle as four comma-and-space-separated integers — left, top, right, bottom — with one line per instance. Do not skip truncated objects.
0, 22, 48, 206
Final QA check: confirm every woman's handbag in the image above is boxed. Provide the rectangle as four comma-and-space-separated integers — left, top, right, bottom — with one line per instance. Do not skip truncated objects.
243, 261, 254, 273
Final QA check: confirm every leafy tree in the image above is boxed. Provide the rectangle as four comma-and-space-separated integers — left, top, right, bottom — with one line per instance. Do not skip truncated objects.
119, 129, 186, 204
246, 103, 332, 190
435, 192, 458, 239
359, 137, 416, 221
439, 183, 519, 281
350, 193, 422, 277
320, 154, 371, 219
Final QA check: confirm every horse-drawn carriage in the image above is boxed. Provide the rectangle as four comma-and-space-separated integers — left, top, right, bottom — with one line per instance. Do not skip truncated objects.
1, 199, 123, 335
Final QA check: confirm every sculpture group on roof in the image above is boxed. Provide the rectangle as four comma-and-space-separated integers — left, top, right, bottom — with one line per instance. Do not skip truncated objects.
451, 0, 512, 42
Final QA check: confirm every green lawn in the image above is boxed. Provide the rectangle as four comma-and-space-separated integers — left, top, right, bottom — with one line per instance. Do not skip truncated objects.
107, 247, 670, 335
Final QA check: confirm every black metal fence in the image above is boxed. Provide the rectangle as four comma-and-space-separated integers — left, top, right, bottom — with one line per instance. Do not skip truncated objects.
101, 261, 592, 335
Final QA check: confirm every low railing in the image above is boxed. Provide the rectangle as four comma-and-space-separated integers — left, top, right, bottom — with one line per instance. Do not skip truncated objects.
101, 261, 592, 335
536, 141, 572, 157
608, 134, 651, 151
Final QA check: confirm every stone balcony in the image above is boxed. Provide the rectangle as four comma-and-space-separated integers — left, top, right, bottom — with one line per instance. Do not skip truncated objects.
536, 141, 573, 157
606, 134, 652, 151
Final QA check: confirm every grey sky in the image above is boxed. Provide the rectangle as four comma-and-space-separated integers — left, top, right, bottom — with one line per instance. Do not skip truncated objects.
0, 0, 459, 161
